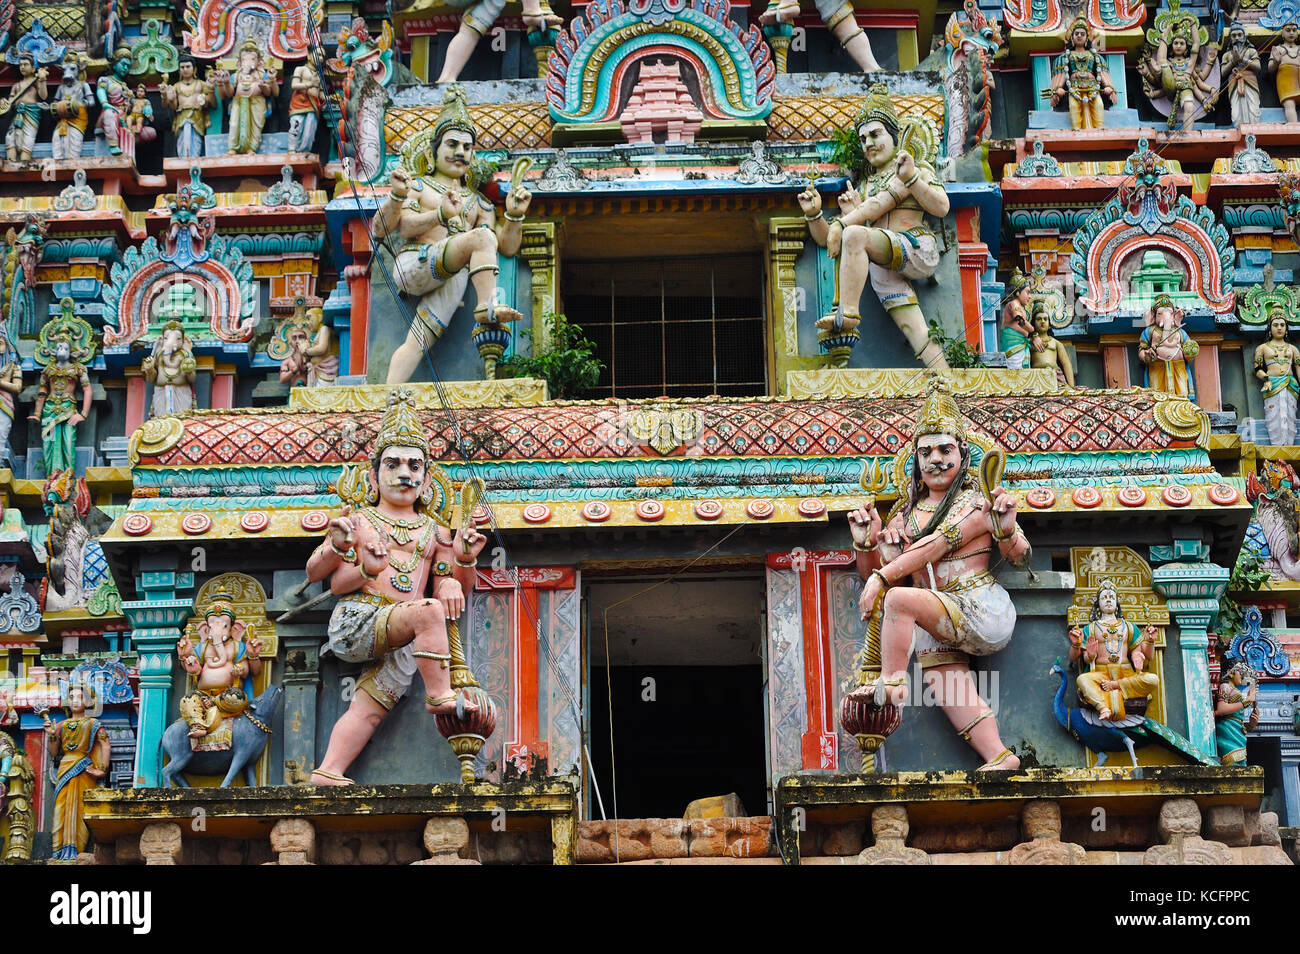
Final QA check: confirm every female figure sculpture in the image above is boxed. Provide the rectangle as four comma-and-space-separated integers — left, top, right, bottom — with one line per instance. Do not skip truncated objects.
1269, 20, 1300, 123
1049, 18, 1117, 130
43, 684, 110, 860
1214, 662, 1257, 766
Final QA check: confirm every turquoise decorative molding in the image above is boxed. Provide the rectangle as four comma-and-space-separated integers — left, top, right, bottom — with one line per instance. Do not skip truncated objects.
1151, 552, 1230, 761
1220, 204, 1286, 231
1004, 208, 1095, 234
130, 448, 1225, 505
223, 231, 326, 257
42, 237, 120, 264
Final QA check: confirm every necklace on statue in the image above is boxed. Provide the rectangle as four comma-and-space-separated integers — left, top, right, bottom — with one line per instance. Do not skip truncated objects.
364, 509, 431, 546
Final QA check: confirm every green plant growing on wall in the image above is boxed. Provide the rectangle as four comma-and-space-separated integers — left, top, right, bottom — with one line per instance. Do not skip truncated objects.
1214, 549, 1270, 645
927, 320, 981, 369
496, 312, 604, 399
828, 126, 865, 175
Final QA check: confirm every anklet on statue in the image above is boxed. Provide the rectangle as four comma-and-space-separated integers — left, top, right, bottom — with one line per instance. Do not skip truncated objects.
978, 748, 1016, 771
310, 770, 354, 784
467, 264, 499, 279
426, 693, 457, 708
413, 650, 452, 670
958, 708, 994, 741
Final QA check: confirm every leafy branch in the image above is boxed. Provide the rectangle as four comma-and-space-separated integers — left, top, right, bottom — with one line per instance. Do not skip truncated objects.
1214, 550, 1270, 645
495, 312, 604, 400
927, 320, 981, 369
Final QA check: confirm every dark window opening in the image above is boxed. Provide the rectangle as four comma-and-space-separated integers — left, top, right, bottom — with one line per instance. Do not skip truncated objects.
563, 255, 767, 399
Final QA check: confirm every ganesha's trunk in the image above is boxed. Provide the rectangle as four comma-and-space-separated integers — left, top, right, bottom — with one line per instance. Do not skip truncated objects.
1258, 502, 1300, 581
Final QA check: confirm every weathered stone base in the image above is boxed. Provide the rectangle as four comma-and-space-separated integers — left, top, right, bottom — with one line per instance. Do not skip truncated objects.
82, 781, 578, 865
777, 766, 1293, 865
576, 816, 775, 862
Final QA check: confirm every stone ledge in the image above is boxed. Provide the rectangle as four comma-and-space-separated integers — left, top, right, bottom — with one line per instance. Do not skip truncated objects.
84, 781, 579, 865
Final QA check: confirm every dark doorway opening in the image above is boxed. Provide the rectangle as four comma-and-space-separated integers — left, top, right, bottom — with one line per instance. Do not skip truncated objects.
588, 664, 766, 820
586, 575, 767, 820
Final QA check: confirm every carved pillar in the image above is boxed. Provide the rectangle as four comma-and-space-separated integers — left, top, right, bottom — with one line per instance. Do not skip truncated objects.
281, 633, 321, 784
1151, 541, 1229, 760
124, 565, 195, 787
956, 207, 991, 351
342, 219, 373, 377
516, 221, 559, 352
768, 218, 822, 392
767, 549, 855, 771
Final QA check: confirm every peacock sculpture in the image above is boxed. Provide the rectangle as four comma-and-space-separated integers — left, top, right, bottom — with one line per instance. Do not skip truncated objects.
1050, 663, 1216, 767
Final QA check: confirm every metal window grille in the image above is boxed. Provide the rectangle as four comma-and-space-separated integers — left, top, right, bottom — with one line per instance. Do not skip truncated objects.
562, 255, 768, 399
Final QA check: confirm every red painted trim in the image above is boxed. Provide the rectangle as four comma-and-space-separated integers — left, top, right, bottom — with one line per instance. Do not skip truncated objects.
343, 219, 373, 377
125, 377, 147, 436
791, 552, 852, 771
210, 372, 234, 410
1192, 340, 1221, 412
24, 729, 45, 831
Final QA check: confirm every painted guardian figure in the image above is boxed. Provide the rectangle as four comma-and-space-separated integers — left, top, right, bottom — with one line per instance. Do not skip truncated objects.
798, 84, 951, 369
374, 86, 531, 384
306, 391, 488, 785
844, 384, 1030, 770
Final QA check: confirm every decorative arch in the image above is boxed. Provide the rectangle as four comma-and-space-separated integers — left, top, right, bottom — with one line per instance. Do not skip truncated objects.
1070, 140, 1233, 316
547, 0, 774, 124
182, 0, 324, 60
1004, 0, 1145, 32
103, 238, 256, 346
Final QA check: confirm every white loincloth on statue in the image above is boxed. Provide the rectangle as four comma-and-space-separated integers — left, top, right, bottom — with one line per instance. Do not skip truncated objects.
1264, 389, 1298, 446
393, 244, 471, 344
912, 571, 1016, 663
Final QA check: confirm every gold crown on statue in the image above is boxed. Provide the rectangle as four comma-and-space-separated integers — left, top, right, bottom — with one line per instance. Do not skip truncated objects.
204, 592, 238, 622
854, 83, 900, 138
1068, 15, 1095, 42
1005, 266, 1029, 298
913, 379, 967, 442
1150, 293, 1176, 312
434, 84, 477, 142
373, 388, 429, 458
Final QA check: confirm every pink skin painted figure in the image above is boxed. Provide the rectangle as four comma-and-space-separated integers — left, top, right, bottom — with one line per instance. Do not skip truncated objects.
843, 389, 1031, 770
305, 396, 487, 785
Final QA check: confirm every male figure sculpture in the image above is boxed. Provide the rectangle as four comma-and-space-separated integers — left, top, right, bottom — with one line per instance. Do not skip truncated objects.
373, 86, 530, 383
161, 58, 216, 159
798, 84, 950, 369
306, 392, 487, 785
1068, 579, 1159, 722
1254, 308, 1300, 445
50, 53, 93, 160
844, 383, 1030, 770
176, 594, 263, 740
436, 0, 563, 82
288, 60, 324, 153
98, 48, 156, 157
3, 55, 48, 162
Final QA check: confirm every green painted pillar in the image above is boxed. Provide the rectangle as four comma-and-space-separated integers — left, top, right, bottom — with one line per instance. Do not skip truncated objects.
124, 568, 194, 788
1150, 542, 1228, 761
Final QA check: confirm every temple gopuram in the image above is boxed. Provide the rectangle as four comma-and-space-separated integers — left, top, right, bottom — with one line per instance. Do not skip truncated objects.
0, 0, 1296, 872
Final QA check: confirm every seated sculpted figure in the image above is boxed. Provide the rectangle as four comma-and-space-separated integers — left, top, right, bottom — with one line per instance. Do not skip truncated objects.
1067, 579, 1159, 722
374, 86, 531, 384
843, 383, 1030, 770
798, 85, 950, 369
306, 391, 487, 786
176, 594, 263, 741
